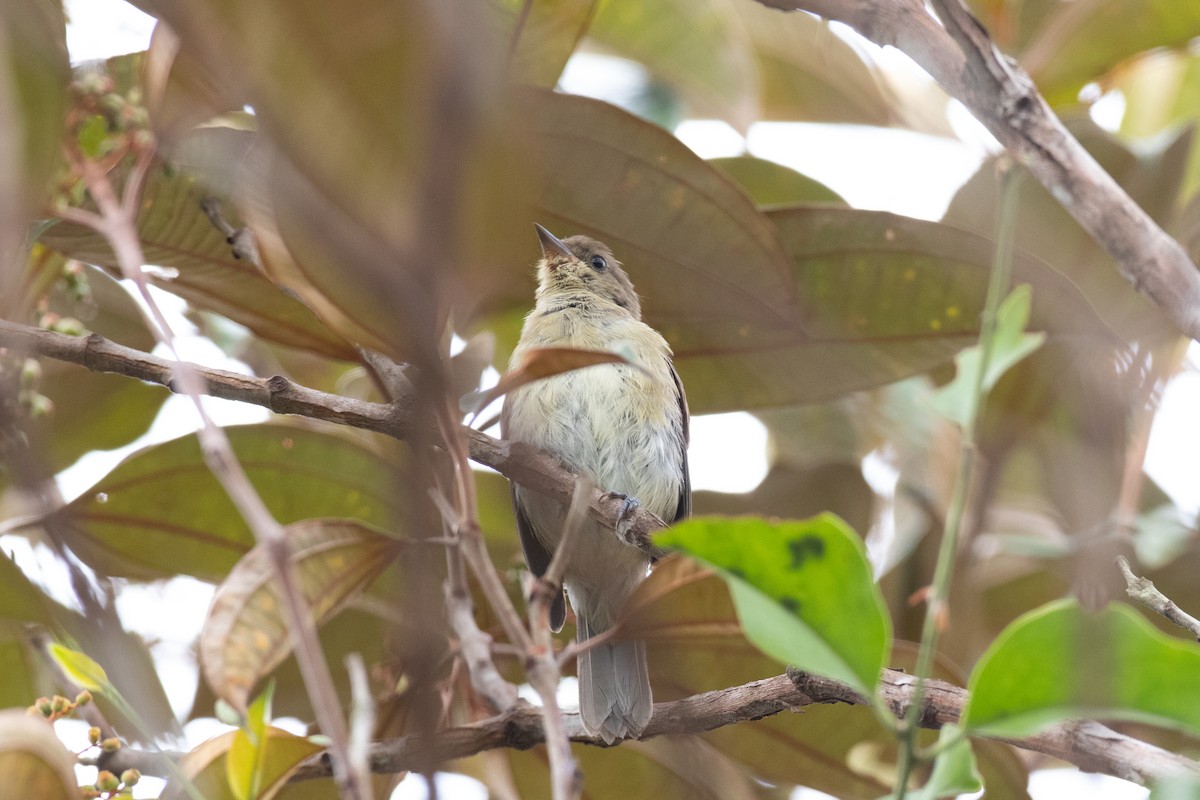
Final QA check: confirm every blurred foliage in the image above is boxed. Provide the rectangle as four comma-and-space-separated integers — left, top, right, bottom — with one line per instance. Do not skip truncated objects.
0, 0, 1198, 797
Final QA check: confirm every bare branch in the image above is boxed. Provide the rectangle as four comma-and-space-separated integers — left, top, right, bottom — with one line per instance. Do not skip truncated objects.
755, 0, 1200, 341
0, 321, 668, 552
1117, 556, 1200, 642
92, 668, 1200, 788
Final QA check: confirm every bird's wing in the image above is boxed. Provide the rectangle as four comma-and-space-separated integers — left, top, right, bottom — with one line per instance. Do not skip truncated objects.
511, 486, 567, 632
669, 360, 692, 522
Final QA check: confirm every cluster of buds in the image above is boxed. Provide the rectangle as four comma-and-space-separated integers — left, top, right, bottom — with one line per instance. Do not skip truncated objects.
79, 767, 140, 799
26, 690, 91, 723
55, 65, 156, 213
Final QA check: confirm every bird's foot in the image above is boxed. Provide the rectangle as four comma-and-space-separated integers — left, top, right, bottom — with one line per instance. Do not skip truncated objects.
604, 492, 640, 542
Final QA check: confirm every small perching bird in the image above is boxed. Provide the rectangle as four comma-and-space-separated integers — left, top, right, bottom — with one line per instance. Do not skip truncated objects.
501, 224, 691, 743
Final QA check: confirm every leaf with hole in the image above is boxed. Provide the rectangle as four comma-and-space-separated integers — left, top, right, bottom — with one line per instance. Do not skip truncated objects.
656, 514, 890, 694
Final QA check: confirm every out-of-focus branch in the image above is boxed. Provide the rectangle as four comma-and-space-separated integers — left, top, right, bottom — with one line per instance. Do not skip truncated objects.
51, 142, 366, 800
1117, 556, 1200, 642
92, 668, 1200, 788
754, 0, 1200, 342
0, 321, 669, 552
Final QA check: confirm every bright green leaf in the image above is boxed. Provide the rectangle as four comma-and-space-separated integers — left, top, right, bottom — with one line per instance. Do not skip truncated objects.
164, 728, 324, 800
963, 599, 1200, 738
46, 643, 109, 693
655, 514, 890, 694
907, 725, 982, 800
227, 683, 276, 800
931, 284, 1046, 427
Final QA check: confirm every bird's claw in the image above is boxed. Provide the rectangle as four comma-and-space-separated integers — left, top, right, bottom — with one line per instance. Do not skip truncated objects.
604, 492, 640, 542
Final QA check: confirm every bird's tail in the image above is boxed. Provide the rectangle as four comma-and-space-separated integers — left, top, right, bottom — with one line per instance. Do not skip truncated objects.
576, 612, 652, 743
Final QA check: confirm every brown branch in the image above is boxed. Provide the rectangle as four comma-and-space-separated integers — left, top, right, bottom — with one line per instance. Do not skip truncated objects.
91, 668, 1200, 788
1117, 556, 1200, 642
0, 321, 668, 551
755, 0, 1200, 341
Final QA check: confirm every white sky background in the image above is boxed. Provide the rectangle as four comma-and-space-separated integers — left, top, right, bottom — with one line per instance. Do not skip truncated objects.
26, 1, 1200, 798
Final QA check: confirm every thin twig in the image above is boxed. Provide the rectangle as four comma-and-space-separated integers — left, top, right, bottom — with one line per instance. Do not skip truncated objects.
57, 150, 365, 800
895, 162, 1021, 798
1116, 556, 1200, 642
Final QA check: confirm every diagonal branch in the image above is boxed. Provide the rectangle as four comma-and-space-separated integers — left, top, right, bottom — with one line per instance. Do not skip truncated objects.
755, 0, 1200, 341
90, 668, 1200, 788
0, 320, 668, 551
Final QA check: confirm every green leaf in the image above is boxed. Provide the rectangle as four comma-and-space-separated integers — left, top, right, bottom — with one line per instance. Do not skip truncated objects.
227, 684, 275, 800
68, 423, 405, 581
46, 642, 110, 693
666, 206, 1102, 411
0, 710, 77, 800
200, 519, 400, 710
521, 88, 803, 352
963, 599, 1200, 737
655, 514, 890, 694
908, 725, 982, 800
931, 284, 1046, 427
164, 728, 324, 800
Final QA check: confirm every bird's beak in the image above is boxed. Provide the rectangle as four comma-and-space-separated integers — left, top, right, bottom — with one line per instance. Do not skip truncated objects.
534, 223, 573, 260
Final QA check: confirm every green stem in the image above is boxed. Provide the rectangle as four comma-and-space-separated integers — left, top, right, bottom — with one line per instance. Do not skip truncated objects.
892, 162, 1021, 799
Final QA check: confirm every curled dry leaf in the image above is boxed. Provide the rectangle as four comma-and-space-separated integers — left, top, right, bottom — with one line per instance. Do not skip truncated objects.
200, 519, 402, 711
461, 346, 635, 416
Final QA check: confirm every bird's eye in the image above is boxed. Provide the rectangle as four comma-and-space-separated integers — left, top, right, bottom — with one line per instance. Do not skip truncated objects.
590, 255, 608, 272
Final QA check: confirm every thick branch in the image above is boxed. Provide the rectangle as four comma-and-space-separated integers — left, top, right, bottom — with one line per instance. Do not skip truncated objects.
0, 321, 667, 550
92, 669, 1200, 787
756, 0, 1200, 341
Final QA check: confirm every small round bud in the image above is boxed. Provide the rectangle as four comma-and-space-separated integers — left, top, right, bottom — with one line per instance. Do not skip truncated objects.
51, 317, 87, 337
36, 698, 53, 716
120, 768, 140, 787
76, 690, 93, 706
101, 737, 121, 753
95, 770, 120, 792
50, 695, 70, 714
88, 726, 102, 745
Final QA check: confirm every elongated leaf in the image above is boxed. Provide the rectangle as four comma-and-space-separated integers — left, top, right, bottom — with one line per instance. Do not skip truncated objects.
46, 643, 110, 693
963, 599, 1200, 737
68, 424, 405, 581
670, 206, 1107, 411
523, 89, 801, 337
0, 711, 76, 800
656, 514, 890, 694
200, 519, 400, 710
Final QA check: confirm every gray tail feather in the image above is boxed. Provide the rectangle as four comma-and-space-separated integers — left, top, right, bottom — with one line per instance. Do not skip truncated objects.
577, 614, 652, 744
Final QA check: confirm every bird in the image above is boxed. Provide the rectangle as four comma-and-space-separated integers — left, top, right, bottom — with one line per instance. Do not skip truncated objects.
501, 223, 691, 743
